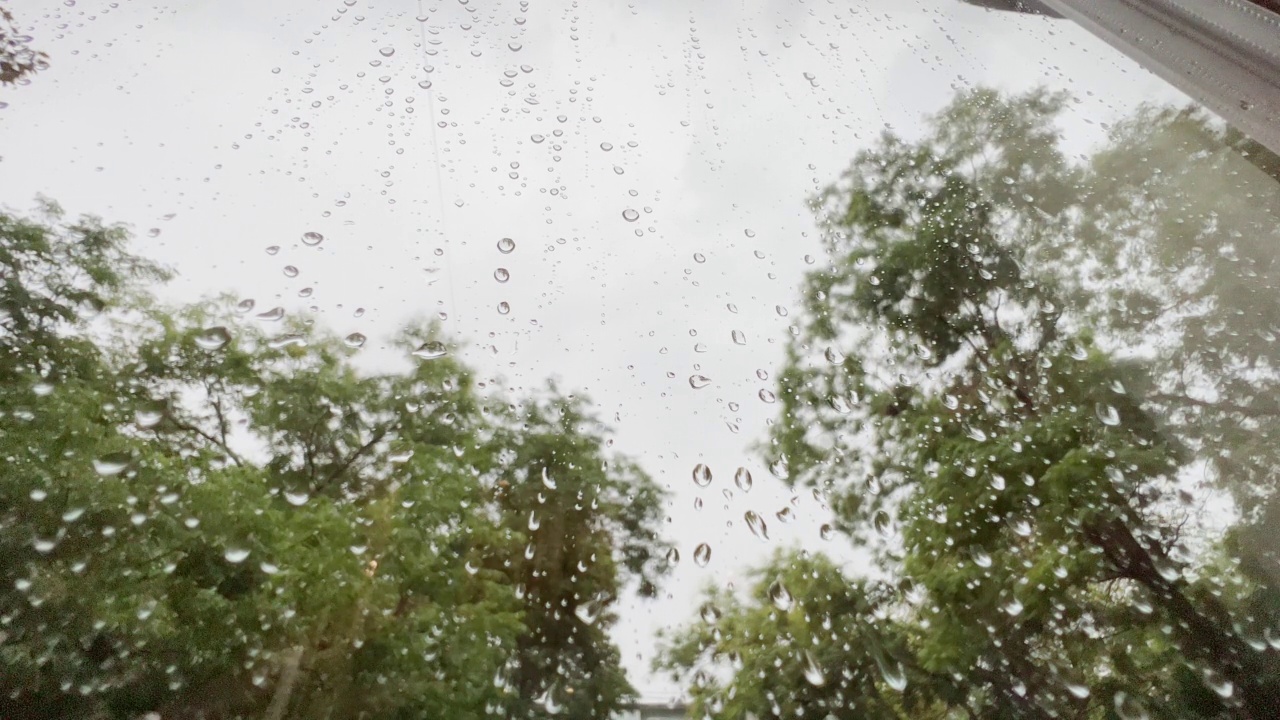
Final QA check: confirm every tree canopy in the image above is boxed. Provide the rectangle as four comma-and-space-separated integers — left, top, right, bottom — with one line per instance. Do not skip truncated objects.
1, 7, 47, 87
0, 200, 669, 719
661, 89, 1280, 720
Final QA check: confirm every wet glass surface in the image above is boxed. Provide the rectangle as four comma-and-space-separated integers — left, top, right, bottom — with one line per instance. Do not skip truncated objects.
2, 2, 1279, 718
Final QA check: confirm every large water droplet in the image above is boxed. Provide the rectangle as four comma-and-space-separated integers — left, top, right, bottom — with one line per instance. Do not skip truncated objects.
692, 463, 712, 487
665, 547, 680, 567
412, 341, 448, 360
758, 389, 776, 403
267, 334, 306, 350
734, 467, 753, 492
622, 209, 640, 222
1009, 517, 1033, 537
541, 467, 557, 490
689, 375, 712, 389
767, 579, 793, 611
1113, 692, 1150, 720
497, 237, 516, 253
873, 510, 892, 536
802, 650, 826, 687
699, 603, 721, 624
1201, 668, 1234, 699
768, 456, 790, 480
1096, 403, 1121, 426
1065, 682, 1091, 700
494, 268, 511, 283
876, 653, 908, 691
828, 394, 853, 414
379, 46, 395, 57
195, 327, 232, 351
135, 401, 166, 429
574, 592, 609, 626
344, 333, 367, 348
744, 511, 769, 541
1003, 598, 1024, 616
301, 231, 324, 246
224, 547, 251, 564
93, 452, 132, 477
731, 330, 746, 345
284, 491, 310, 507
693, 543, 712, 567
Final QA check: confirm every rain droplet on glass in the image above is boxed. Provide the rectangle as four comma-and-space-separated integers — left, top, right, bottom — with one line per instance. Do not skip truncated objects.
412, 341, 448, 360
692, 463, 712, 487
693, 543, 712, 567
195, 327, 232, 351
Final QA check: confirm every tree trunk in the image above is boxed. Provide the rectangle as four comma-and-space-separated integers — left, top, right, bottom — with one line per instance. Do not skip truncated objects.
1086, 516, 1280, 719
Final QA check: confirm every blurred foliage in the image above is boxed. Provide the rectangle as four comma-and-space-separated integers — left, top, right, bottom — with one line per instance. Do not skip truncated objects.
0, 203, 668, 719
1, 7, 47, 87
662, 89, 1280, 719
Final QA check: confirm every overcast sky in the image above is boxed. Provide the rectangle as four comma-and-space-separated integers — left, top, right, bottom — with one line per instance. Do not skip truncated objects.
0, 0, 1189, 700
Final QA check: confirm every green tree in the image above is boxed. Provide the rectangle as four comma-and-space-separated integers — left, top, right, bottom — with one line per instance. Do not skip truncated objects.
0, 202, 667, 720
1, 7, 47, 86
488, 390, 671, 719
659, 551, 962, 720
662, 89, 1280, 720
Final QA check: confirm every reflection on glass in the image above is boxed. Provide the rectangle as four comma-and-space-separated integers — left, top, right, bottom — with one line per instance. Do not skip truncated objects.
3, 2, 1280, 720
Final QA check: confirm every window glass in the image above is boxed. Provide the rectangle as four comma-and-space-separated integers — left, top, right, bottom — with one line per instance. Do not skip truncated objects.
2, 2, 1279, 719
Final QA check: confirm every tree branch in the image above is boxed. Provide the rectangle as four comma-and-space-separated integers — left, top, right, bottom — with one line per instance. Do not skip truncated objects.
167, 415, 244, 467
318, 426, 390, 494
